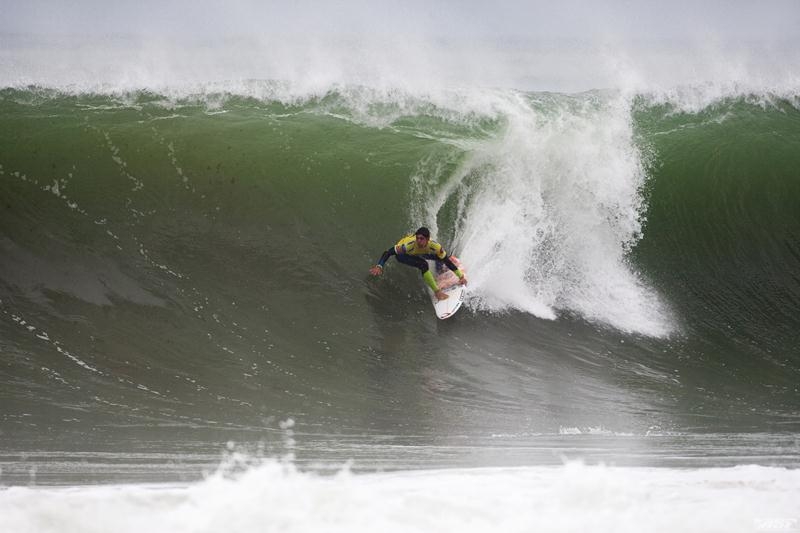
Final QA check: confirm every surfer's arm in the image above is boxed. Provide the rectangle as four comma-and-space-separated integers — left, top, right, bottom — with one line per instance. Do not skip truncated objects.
376, 247, 396, 268
443, 255, 464, 279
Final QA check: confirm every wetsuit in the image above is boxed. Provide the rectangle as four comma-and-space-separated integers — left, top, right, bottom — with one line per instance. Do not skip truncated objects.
376, 235, 464, 292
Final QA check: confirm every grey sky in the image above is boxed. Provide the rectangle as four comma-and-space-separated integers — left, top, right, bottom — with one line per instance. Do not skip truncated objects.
1, 0, 798, 91
2, 0, 798, 42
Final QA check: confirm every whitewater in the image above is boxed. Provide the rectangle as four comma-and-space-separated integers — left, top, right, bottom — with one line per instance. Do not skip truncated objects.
4, 457, 800, 533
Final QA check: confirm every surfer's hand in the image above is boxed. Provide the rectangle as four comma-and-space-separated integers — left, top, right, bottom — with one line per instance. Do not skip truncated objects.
435, 290, 449, 301
458, 276, 468, 286
369, 265, 383, 276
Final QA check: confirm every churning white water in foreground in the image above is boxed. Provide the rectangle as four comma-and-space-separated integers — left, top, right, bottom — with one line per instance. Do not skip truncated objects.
3, 460, 799, 533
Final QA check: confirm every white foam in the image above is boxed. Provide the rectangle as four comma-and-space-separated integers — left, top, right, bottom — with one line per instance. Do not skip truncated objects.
2, 460, 798, 533
412, 90, 674, 336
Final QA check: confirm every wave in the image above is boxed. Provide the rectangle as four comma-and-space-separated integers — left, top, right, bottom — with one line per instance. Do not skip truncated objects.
1, 83, 799, 449
3, 84, 797, 333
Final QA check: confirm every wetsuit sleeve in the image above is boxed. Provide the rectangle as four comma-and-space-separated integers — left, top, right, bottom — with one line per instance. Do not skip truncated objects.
443, 255, 464, 278
377, 247, 396, 267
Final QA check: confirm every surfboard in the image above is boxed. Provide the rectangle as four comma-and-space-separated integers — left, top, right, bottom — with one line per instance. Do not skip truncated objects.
428, 283, 465, 319
426, 257, 466, 320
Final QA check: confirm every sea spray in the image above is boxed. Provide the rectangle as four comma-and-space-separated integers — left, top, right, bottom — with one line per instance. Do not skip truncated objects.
409, 90, 673, 335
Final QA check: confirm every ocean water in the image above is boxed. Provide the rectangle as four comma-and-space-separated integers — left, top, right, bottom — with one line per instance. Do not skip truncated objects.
1, 19, 800, 532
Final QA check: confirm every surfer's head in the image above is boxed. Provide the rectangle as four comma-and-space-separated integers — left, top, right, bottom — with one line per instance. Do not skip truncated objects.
415, 227, 430, 246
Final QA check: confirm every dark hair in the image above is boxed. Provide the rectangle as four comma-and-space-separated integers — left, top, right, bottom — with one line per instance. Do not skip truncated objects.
415, 227, 431, 239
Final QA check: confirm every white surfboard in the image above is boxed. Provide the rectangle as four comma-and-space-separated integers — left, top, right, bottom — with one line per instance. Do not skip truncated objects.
426, 257, 467, 320
428, 283, 466, 319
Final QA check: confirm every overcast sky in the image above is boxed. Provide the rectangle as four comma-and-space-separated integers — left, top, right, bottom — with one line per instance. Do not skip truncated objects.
1, 0, 798, 91
2, 0, 798, 43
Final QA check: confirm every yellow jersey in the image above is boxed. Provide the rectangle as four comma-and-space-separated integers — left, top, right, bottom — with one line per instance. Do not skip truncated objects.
394, 234, 448, 259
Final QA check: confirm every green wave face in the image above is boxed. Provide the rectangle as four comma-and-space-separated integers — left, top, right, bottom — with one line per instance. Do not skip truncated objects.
1, 86, 799, 452
633, 97, 800, 349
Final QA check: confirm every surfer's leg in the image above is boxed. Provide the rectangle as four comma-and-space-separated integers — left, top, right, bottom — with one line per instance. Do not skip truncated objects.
395, 255, 439, 291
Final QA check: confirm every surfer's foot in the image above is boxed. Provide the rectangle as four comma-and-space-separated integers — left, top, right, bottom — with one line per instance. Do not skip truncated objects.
435, 290, 449, 301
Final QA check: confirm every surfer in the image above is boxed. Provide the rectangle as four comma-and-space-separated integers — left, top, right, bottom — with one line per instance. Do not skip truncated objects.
369, 227, 467, 300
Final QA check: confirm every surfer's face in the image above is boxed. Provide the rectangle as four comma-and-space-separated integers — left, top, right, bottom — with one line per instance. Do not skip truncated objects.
415, 235, 429, 247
